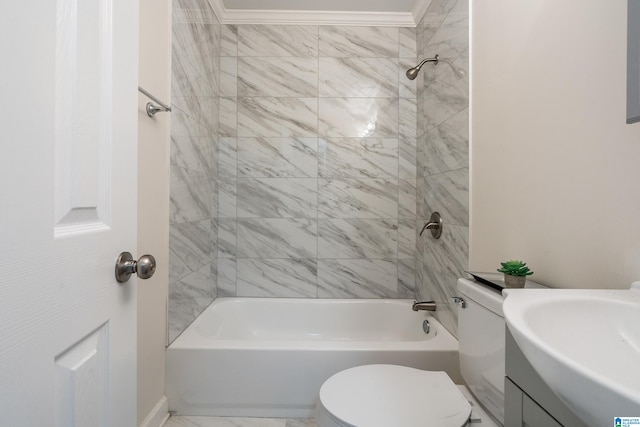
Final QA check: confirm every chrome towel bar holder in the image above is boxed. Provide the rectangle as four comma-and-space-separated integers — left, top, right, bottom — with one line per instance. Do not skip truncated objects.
138, 86, 171, 117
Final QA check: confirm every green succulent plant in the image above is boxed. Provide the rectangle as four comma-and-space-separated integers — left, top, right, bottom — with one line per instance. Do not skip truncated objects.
497, 260, 534, 277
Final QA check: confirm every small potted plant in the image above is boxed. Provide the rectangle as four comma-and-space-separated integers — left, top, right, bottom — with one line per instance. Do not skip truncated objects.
497, 260, 533, 288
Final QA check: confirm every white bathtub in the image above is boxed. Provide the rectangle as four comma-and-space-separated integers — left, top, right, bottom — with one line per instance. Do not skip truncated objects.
166, 298, 462, 418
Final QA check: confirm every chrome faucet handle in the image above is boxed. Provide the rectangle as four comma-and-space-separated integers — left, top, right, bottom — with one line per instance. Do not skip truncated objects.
420, 212, 443, 239
419, 222, 438, 234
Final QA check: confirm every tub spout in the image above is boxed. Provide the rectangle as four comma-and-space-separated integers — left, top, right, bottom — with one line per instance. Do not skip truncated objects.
412, 301, 437, 311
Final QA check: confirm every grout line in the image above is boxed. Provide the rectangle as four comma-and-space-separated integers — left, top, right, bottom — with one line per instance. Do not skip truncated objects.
316, 25, 320, 299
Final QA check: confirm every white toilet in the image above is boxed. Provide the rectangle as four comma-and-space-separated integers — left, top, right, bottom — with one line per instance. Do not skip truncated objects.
315, 278, 505, 426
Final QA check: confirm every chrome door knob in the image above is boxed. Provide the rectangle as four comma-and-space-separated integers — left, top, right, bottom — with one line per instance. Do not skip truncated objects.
115, 251, 156, 283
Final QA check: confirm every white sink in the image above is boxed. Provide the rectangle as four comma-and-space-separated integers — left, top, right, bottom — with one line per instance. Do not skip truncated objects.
503, 282, 640, 426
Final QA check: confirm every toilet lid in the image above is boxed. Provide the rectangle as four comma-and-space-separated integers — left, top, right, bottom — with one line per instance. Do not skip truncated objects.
318, 364, 471, 427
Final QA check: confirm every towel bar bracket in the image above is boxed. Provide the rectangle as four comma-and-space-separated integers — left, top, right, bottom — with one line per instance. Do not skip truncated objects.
138, 86, 171, 117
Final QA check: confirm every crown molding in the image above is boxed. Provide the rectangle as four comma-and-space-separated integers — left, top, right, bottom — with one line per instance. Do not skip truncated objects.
208, 0, 227, 23
207, 0, 423, 27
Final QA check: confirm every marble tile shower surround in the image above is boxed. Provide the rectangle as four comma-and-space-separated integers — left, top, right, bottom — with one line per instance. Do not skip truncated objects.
415, 0, 470, 338
169, 0, 220, 342
216, 25, 420, 302
168, 0, 469, 342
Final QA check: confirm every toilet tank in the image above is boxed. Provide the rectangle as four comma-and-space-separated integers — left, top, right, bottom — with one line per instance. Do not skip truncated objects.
457, 278, 505, 425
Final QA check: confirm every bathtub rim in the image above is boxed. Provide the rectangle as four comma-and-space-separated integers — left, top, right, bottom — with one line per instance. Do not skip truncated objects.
168, 297, 458, 351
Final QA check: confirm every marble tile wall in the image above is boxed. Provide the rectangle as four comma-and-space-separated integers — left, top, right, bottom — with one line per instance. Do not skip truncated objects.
217, 25, 419, 300
415, 0, 469, 337
169, 0, 220, 342
168, 7, 468, 342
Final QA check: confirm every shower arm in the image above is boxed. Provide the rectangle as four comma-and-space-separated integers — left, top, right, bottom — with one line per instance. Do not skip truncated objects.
415, 54, 440, 69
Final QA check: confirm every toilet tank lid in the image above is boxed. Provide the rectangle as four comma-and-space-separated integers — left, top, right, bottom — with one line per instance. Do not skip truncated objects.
457, 278, 504, 316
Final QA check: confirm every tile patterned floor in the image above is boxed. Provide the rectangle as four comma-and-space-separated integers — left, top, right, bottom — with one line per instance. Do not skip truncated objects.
163, 416, 317, 427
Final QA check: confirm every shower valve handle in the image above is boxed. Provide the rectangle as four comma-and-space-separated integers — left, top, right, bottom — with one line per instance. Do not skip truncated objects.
420, 212, 443, 239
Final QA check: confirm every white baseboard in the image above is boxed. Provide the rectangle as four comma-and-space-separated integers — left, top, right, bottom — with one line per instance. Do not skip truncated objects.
139, 395, 170, 427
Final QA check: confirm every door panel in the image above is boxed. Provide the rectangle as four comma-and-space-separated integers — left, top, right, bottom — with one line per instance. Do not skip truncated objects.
55, 324, 108, 427
55, 0, 111, 234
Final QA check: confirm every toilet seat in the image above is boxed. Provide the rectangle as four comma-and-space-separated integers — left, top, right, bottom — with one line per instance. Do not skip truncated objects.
316, 365, 471, 427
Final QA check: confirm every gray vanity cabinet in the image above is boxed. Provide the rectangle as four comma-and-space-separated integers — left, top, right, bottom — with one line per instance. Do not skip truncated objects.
504, 329, 588, 427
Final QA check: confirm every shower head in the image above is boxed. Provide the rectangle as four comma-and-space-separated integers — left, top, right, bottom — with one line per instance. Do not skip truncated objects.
405, 67, 420, 81
405, 54, 439, 80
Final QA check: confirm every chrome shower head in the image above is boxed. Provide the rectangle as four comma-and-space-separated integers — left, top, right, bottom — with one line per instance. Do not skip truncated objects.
405, 54, 439, 80
405, 67, 420, 81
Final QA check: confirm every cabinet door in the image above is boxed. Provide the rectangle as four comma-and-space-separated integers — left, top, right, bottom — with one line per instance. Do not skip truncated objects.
523, 394, 563, 427
505, 378, 524, 426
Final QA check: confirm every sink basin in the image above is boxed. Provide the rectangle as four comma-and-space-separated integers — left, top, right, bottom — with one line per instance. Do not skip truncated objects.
503, 282, 640, 426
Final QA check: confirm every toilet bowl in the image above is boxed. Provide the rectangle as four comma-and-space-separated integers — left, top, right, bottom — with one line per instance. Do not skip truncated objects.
315, 278, 505, 427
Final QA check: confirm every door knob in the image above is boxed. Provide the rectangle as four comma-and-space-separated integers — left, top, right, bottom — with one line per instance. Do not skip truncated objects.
115, 251, 156, 283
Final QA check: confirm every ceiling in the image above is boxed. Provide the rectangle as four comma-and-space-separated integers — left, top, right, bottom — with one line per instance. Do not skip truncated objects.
210, 0, 431, 26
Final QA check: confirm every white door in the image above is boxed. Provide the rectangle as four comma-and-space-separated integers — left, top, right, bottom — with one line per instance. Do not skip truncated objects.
0, 0, 139, 425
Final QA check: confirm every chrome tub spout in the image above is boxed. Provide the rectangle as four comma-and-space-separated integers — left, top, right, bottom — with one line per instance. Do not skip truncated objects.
412, 301, 437, 312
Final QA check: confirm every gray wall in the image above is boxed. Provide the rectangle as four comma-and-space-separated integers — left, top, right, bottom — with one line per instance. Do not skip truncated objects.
215, 25, 419, 300
169, 0, 220, 342
416, 0, 469, 337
